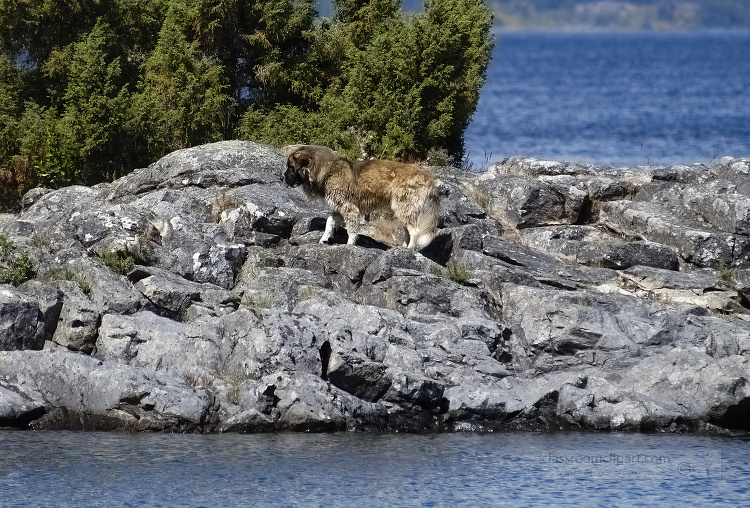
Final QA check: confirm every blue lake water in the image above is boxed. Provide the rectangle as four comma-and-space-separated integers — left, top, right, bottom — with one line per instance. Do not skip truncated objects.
1, 430, 749, 507
464, 30, 750, 169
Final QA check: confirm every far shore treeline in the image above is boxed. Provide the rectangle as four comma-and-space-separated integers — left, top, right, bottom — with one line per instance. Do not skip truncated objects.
488, 0, 750, 30
0, 0, 494, 211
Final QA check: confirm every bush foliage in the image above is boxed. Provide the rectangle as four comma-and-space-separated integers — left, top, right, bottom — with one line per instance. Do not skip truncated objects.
0, 0, 494, 209
0, 234, 34, 286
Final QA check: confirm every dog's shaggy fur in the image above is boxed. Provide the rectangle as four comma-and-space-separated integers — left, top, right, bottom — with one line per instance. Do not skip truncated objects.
284, 145, 439, 250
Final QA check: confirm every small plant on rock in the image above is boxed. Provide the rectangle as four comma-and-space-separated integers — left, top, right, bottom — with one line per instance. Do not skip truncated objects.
466, 185, 490, 211
445, 259, 471, 285
38, 267, 92, 295
717, 264, 734, 283
0, 234, 35, 286
241, 253, 276, 280
432, 258, 471, 285
180, 370, 215, 389
425, 148, 453, 167
297, 285, 317, 300
241, 291, 276, 318
29, 233, 51, 251
213, 365, 256, 406
98, 248, 149, 275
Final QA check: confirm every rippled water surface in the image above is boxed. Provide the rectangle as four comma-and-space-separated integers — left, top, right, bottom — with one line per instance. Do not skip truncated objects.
1, 431, 749, 507
464, 31, 750, 168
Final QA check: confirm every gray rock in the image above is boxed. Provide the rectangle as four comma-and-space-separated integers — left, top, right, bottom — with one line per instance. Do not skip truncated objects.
489, 156, 600, 178
287, 244, 382, 295
3, 143, 750, 433
364, 272, 498, 320
556, 374, 682, 431
470, 174, 586, 228
0, 349, 214, 431
50, 281, 100, 354
434, 174, 488, 226
107, 141, 285, 201
20, 187, 53, 211
383, 368, 445, 410
129, 265, 238, 319
0, 285, 40, 351
501, 283, 679, 373
233, 264, 328, 313
0, 382, 46, 427
218, 185, 311, 243
472, 235, 619, 289
95, 311, 221, 376
253, 371, 386, 431
325, 346, 391, 403
68, 258, 147, 315
683, 185, 750, 236
521, 225, 679, 270
601, 200, 750, 268
17, 280, 64, 345
621, 347, 750, 430
618, 265, 744, 313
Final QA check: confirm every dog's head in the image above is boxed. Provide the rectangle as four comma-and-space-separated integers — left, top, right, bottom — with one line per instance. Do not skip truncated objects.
284, 149, 311, 188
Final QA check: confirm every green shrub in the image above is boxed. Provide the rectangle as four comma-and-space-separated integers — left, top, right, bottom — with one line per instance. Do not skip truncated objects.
432, 258, 471, 285
0, 234, 34, 286
241, 0, 495, 162
445, 259, 471, 285
37, 267, 92, 295
98, 249, 149, 275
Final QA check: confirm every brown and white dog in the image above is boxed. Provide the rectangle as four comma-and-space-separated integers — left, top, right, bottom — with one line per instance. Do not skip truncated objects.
284, 145, 439, 249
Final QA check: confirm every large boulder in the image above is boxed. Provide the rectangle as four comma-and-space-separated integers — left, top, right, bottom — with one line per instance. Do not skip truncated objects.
601, 200, 750, 268
520, 225, 679, 270
0, 349, 214, 431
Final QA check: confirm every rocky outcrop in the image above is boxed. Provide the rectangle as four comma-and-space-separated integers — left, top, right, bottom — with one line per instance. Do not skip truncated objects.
1, 142, 749, 434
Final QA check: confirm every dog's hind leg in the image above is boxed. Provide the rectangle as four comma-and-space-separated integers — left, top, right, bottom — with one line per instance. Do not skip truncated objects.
413, 230, 436, 250
413, 193, 440, 249
320, 212, 344, 244
405, 225, 419, 249
339, 203, 361, 245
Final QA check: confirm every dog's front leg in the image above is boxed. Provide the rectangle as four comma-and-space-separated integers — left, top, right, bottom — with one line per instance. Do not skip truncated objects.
320, 212, 344, 244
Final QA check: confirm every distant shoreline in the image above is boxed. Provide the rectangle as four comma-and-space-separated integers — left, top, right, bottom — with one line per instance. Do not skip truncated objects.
491, 25, 750, 34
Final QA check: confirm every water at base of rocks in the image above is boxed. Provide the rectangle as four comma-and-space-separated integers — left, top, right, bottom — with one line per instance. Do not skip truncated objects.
1, 431, 748, 507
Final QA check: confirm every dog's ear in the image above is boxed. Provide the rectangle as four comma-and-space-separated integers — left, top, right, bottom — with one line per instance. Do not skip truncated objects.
288, 151, 310, 171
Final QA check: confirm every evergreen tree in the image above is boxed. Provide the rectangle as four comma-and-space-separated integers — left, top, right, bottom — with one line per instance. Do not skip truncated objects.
134, 6, 234, 153
335, 0, 400, 48
57, 21, 130, 185
240, 0, 495, 162
324, 15, 424, 159
418, 0, 495, 158
0, 0, 495, 210
0, 54, 21, 161
0, 53, 24, 207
